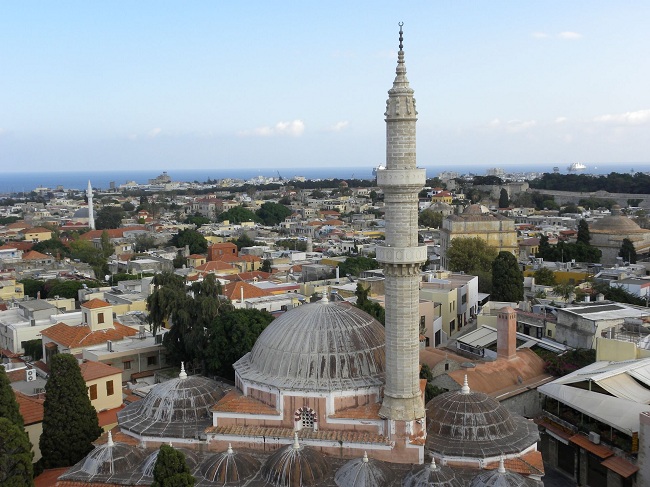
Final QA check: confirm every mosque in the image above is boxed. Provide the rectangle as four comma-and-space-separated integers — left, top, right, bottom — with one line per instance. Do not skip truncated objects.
56, 26, 545, 486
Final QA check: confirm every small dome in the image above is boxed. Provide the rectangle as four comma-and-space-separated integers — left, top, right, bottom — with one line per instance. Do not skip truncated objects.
118, 372, 228, 438
334, 452, 394, 487
201, 444, 260, 484
141, 446, 198, 478
425, 383, 538, 458
235, 300, 385, 391
80, 432, 143, 476
262, 435, 330, 487
470, 460, 528, 487
73, 207, 90, 218
403, 457, 462, 487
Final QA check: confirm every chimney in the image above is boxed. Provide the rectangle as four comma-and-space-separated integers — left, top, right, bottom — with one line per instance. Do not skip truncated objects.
497, 307, 517, 361
240, 285, 244, 304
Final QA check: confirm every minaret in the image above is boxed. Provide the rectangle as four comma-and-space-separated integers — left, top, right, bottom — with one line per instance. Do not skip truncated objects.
377, 24, 427, 421
87, 180, 95, 230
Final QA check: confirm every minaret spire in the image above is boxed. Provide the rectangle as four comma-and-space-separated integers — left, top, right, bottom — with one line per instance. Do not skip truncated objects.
86, 180, 95, 230
377, 23, 427, 422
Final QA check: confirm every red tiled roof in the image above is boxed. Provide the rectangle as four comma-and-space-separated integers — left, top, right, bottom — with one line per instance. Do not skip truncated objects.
97, 405, 125, 428
15, 390, 44, 425
330, 402, 381, 420
22, 227, 51, 234
79, 226, 147, 241
222, 271, 272, 282
195, 261, 235, 272
207, 425, 391, 445
41, 321, 138, 348
81, 298, 111, 309
484, 450, 545, 476
35, 468, 70, 487
22, 250, 51, 260
211, 389, 280, 415
222, 281, 272, 301
79, 360, 123, 381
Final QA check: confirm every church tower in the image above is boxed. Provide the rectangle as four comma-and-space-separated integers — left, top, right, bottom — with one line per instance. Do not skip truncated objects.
377, 24, 427, 421
87, 180, 95, 230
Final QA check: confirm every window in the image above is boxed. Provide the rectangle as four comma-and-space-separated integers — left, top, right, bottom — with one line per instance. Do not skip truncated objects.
462, 294, 467, 304
123, 360, 132, 370
97, 313, 104, 324
445, 363, 449, 371
420, 316, 426, 328
547, 329, 552, 337
89, 384, 97, 400
106, 380, 114, 396
450, 320, 456, 332
147, 356, 157, 366
301, 410, 315, 430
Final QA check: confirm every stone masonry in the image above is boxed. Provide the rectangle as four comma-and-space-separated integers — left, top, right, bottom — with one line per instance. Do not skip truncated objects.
377, 24, 427, 421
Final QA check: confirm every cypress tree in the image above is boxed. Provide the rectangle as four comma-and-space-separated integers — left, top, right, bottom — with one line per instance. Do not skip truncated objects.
39, 354, 102, 469
152, 444, 195, 487
0, 418, 34, 486
498, 188, 509, 209
0, 366, 23, 429
619, 238, 637, 264
577, 219, 590, 245
491, 251, 524, 302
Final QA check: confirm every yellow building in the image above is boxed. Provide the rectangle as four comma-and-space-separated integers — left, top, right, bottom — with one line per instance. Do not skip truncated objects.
419, 283, 459, 338
80, 360, 124, 413
0, 278, 24, 301
440, 204, 517, 269
20, 227, 52, 242
431, 190, 453, 204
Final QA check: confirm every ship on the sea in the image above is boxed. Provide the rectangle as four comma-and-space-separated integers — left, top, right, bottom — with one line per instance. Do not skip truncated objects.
567, 162, 587, 172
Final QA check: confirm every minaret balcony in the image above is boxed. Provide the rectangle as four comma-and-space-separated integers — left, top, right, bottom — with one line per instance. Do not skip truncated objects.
376, 168, 426, 189
376, 244, 427, 265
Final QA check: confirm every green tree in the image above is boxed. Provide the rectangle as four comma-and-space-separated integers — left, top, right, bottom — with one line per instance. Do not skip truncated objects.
231, 234, 262, 251
533, 267, 556, 286
39, 354, 102, 469
218, 206, 261, 225
122, 201, 135, 212
184, 213, 211, 227
32, 238, 70, 259
274, 238, 307, 252
0, 418, 34, 487
100, 230, 113, 258
354, 283, 385, 325
418, 209, 443, 228
619, 238, 637, 264
0, 367, 23, 428
491, 252, 523, 302
95, 206, 125, 230
19, 279, 46, 299
204, 308, 274, 379
170, 229, 208, 255
338, 256, 379, 277
22, 339, 43, 361
151, 445, 195, 487
134, 234, 157, 253
446, 237, 498, 274
498, 188, 509, 208
261, 259, 272, 273
576, 219, 590, 245
256, 202, 292, 226
69, 239, 108, 277
553, 283, 576, 302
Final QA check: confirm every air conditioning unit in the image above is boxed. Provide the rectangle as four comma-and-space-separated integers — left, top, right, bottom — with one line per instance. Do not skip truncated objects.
588, 432, 601, 444
26, 369, 36, 382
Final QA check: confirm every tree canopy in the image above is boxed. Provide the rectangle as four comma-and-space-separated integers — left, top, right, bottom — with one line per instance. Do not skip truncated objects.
169, 229, 208, 255
218, 206, 261, 225
446, 237, 498, 274
418, 209, 443, 228
151, 445, 195, 487
498, 188, 509, 209
255, 202, 292, 226
0, 366, 23, 429
536, 238, 601, 263
530, 171, 650, 194
95, 206, 125, 230
533, 267, 556, 286
0, 418, 34, 487
576, 220, 590, 245
338, 256, 379, 277
491, 252, 523, 302
354, 283, 385, 325
39, 354, 102, 469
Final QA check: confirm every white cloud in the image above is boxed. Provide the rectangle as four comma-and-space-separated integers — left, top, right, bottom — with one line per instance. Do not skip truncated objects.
555, 117, 568, 124
506, 119, 537, 132
239, 119, 305, 137
594, 109, 650, 125
532, 32, 549, 39
148, 128, 162, 138
558, 31, 582, 40
487, 118, 501, 128
328, 121, 350, 132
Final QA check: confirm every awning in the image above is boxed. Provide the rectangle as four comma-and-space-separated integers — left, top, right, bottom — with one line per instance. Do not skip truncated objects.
569, 434, 613, 459
597, 374, 650, 404
539, 383, 650, 435
601, 456, 639, 478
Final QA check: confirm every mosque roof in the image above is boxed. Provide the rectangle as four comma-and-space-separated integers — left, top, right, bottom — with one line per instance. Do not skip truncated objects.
334, 452, 395, 487
262, 434, 330, 487
234, 298, 385, 391
201, 444, 260, 484
402, 457, 462, 487
590, 206, 647, 234
425, 378, 539, 458
117, 367, 229, 439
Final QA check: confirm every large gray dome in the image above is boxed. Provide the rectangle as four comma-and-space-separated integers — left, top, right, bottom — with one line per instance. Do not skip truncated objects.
234, 299, 385, 391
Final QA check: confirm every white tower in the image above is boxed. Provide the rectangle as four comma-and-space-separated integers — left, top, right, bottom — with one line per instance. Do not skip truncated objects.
377, 24, 427, 421
87, 180, 95, 230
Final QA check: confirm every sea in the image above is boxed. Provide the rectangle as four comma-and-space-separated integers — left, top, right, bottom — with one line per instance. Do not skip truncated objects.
0, 163, 647, 194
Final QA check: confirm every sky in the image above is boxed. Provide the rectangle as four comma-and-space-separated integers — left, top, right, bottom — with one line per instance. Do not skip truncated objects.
1, 1, 650, 174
